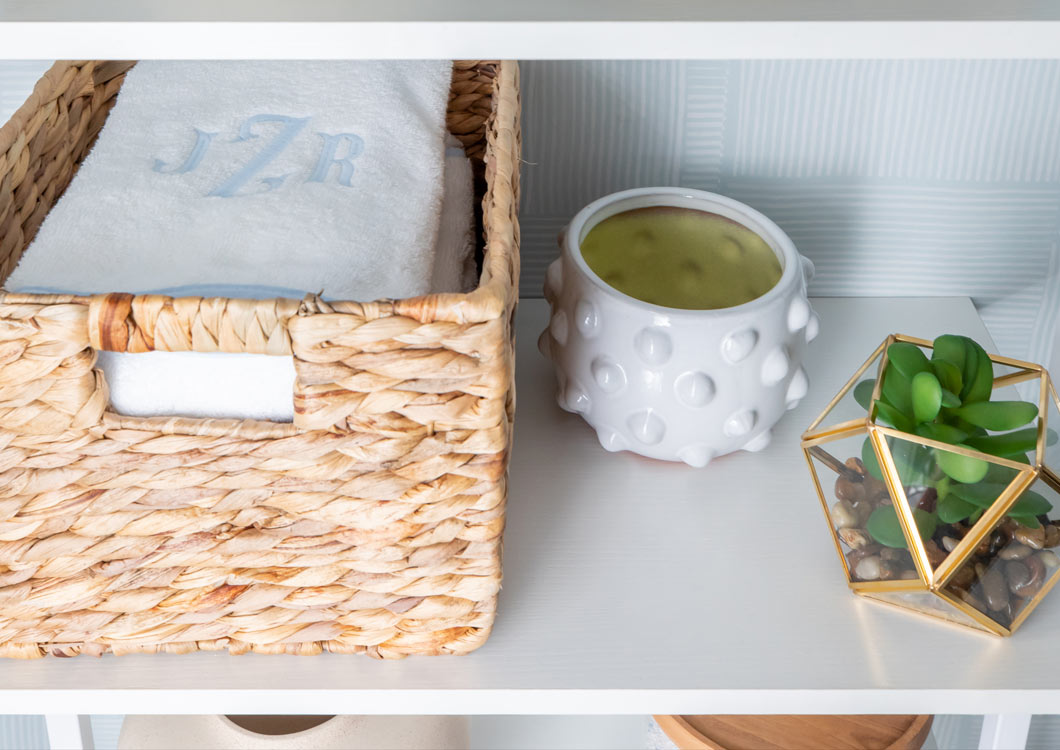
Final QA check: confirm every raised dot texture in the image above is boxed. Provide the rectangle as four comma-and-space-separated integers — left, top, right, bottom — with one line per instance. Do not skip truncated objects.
786, 366, 809, 410
550, 309, 569, 346
627, 409, 666, 445
801, 255, 816, 282
575, 299, 600, 338
592, 357, 626, 394
566, 382, 591, 414
806, 312, 820, 343
743, 429, 773, 453
788, 297, 811, 332
761, 345, 791, 386
724, 409, 757, 437
596, 426, 628, 453
677, 444, 715, 468
536, 330, 553, 359
721, 328, 758, 364
675, 371, 716, 407
634, 327, 673, 365
544, 259, 563, 300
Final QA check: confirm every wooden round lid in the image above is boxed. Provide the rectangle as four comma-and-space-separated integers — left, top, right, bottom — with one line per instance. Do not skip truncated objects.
653, 715, 933, 750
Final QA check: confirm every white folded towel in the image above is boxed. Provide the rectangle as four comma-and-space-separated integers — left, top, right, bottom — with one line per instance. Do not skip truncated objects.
6, 61, 478, 423
8, 60, 456, 300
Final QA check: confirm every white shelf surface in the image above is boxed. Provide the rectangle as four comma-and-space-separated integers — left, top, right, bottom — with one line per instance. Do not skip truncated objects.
2, 0, 1060, 59
2, 296, 1060, 716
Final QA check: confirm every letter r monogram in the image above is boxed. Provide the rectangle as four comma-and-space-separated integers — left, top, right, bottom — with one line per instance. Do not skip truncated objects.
307, 133, 365, 187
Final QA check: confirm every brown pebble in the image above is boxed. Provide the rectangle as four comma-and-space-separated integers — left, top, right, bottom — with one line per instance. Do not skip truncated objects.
1000, 543, 1033, 561
1039, 550, 1060, 569
831, 500, 859, 530
900, 570, 920, 580
850, 498, 875, 526
912, 487, 938, 513
1005, 561, 1032, 596
878, 560, 901, 581
1019, 555, 1047, 599
855, 555, 882, 581
835, 476, 866, 502
923, 539, 948, 568
981, 567, 1010, 612
846, 544, 882, 574
838, 527, 872, 550
958, 588, 987, 613
1014, 525, 1046, 550
1045, 525, 1060, 548
949, 566, 977, 590
845, 457, 866, 475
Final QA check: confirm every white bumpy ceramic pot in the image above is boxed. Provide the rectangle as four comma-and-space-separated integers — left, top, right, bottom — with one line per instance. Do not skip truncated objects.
539, 187, 818, 467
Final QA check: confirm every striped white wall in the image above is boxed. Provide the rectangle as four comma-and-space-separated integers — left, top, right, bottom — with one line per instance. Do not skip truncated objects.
520, 60, 1060, 369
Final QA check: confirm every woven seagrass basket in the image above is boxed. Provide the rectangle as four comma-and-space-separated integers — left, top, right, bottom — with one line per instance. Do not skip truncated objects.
0, 60, 519, 658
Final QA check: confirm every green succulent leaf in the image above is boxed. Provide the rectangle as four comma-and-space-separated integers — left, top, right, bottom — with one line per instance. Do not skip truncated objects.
950, 401, 1038, 431
861, 436, 884, 480
930, 359, 963, 395
964, 427, 1039, 458
911, 371, 942, 423
866, 506, 938, 549
853, 379, 876, 412
935, 447, 990, 483
964, 344, 994, 404
940, 388, 961, 408
915, 422, 968, 445
960, 339, 983, 401
932, 334, 968, 373
867, 506, 907, 548
1010, 488, 1053, 517
1009, 513, 1043, 529
938, 492, 977, 524
1051, 428, 1059, 447
949, 481, 1008, 509
880, 368, 913, 416
887, 342, 930, 380
875, 399, 915, 432
889, 438, 936, 486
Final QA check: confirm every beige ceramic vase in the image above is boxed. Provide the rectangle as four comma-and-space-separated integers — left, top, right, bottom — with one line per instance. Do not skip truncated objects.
117, 715, 470, 750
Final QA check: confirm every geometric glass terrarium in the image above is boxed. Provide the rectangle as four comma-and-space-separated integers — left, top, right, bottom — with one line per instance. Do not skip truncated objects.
802, 333, 1060, 636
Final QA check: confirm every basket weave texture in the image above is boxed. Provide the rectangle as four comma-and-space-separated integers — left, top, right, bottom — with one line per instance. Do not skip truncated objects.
0, 60, 520, 658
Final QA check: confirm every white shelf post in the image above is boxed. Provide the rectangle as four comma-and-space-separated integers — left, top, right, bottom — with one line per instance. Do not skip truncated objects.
979, 714, 1031, 750
45, 715, 94, 750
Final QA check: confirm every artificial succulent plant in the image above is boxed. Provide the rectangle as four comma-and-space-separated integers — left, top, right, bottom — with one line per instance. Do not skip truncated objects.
853, 334, 1057, 548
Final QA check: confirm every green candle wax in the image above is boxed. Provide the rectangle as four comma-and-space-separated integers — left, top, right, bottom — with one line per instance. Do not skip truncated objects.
579, 206, 783, 310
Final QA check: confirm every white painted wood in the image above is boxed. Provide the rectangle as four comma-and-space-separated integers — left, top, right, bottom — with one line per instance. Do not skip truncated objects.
979, 714, 1031, 750
0, 298, 1056, 716
2, 1, 1060, 58
45, 715, 93, 750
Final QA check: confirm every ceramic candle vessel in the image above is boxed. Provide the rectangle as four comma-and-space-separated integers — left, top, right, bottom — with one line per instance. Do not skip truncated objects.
539, 187, 818, 467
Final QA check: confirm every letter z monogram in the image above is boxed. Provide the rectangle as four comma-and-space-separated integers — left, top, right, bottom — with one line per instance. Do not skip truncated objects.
153, 114, 366, 197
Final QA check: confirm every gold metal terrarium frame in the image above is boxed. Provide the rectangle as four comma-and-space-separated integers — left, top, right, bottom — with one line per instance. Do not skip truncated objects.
802, 334, 1060, 636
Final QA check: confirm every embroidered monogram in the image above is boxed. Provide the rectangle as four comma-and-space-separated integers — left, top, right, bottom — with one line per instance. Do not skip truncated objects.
154, 114, 366, 197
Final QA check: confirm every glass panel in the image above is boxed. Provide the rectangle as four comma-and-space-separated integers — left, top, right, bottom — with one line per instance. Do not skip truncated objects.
940, 476, 1060, 632
806, 430, 920, 584
860, 590, 993, 633
804, 343, 883, 437
881, 434, 1023, 578
1045, 378, 1060, 478
990, 359, 1042, 405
